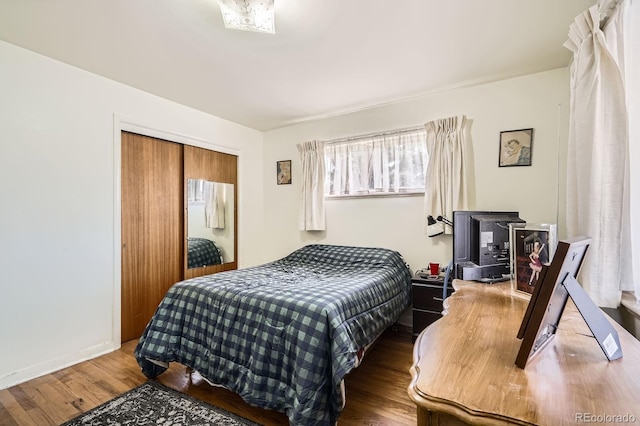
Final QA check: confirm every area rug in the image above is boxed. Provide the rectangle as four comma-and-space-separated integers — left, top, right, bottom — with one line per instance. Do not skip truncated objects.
61, 380, 262, 426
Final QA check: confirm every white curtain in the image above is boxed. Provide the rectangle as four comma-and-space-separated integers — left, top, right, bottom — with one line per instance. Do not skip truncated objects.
297, 140, 326, 231
369, 132, 426, 193
423, 115, 469, 234
187, 179, 204, 203
628, 0, 640, 298
564, 0, 631, 308
324, 139, 370, 195
204, 181, 226, 229
324, 130, 426, 196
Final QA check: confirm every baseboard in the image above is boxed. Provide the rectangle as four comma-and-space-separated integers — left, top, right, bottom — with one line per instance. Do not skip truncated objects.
0, 341, 116, 390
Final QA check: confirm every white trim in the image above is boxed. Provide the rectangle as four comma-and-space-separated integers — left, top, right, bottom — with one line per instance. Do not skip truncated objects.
115, 115, 240, 157
112, 114, 241, 347
0, 342, 115, 390
113, 117, 122, 348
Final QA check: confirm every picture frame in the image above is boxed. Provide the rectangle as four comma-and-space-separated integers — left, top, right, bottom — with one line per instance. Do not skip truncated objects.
499, 128, 533, 167
276, 160, 292, 185
514, 236, 623, 368
509, 223, 557, 297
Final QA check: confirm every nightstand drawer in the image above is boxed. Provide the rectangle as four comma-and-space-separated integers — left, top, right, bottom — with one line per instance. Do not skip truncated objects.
413, 283, 448, 311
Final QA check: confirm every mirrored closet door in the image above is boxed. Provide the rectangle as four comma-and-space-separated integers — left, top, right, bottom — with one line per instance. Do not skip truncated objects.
183, 144, 238, 279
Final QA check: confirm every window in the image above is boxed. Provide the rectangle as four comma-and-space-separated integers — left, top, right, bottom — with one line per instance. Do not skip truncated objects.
324, 127, 428, 197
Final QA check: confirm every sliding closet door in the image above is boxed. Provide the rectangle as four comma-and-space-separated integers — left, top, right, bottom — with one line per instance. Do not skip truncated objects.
121, 132, 184, 342
184, 145, 238, 279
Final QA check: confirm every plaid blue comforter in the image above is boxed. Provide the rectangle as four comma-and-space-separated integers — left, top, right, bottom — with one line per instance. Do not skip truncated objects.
187, 237, 223, 268
134, 244, 412, 425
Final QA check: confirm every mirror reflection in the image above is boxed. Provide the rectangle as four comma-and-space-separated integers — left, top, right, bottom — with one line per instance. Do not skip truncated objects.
187, 179, 235, 268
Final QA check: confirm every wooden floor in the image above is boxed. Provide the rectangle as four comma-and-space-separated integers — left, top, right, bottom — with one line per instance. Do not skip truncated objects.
0, 328, 417, 425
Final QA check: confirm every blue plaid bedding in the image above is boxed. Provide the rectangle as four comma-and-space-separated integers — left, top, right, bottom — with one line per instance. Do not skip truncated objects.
134, 244, 411, 425
187, 237, 223, 268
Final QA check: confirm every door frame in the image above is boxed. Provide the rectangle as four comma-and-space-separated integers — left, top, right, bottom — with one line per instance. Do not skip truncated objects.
112, 114, 240, 347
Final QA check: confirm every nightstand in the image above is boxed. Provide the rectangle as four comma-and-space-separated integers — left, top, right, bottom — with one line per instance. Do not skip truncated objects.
412, 274, 453, 341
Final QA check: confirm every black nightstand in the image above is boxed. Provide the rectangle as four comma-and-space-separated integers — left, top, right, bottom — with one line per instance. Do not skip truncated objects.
412, 274, 453, 341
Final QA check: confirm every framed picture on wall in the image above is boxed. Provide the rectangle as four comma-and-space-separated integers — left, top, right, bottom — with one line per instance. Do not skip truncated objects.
510, 223, 557, 297
499, 128, 533, 167
277, 160, 292, 185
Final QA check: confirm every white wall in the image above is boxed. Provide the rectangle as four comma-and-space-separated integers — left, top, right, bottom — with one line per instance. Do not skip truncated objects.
0, 40, 265, 389
262, 69, 570, 275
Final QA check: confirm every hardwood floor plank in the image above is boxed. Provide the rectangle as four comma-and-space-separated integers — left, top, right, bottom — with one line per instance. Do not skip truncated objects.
343, 388, 416, 425
51, 370, 107, 411
9, 380, 57, 425
33, 381, 83, 423
0, 329, 416, 425
23, 407, 53, 426
4, 387, 34, 412
0, 390, 30, 426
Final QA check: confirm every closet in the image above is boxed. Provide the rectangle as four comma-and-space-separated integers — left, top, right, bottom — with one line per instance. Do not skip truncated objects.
121, 131, 238, 342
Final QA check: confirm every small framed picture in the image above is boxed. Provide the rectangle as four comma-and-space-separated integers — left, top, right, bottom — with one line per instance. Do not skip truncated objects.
499, 128, 533, 167
277, 160, 292, 185
514, 237, 599, 368
510, 223, 557, 297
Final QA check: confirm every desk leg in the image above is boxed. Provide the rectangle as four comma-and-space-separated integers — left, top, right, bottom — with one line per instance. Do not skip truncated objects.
417, 406, 469, 426
416, 406, 430, 426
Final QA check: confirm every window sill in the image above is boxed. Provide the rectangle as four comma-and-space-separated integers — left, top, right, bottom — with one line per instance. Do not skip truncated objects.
325, 192, 424, 200
621, 291, 640, 319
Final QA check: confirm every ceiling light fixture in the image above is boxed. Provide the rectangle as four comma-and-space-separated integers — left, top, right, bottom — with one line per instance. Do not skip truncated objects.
218, 0, 275, 34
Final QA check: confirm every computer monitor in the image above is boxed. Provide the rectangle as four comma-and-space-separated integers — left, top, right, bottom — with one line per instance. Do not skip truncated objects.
452, 210, 524, 282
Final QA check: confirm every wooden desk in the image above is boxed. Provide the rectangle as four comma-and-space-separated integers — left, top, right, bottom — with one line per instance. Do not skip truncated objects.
408, 280, 640, 425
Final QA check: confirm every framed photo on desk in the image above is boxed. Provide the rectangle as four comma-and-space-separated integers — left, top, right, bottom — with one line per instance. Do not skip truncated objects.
515, 236, 622, 368
509, 223, 557, 297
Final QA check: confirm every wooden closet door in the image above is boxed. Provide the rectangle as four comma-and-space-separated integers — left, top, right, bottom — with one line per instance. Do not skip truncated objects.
121, 132, 184, 342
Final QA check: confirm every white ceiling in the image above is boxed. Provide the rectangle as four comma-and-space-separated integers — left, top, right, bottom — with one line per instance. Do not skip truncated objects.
0, 0, 594, 131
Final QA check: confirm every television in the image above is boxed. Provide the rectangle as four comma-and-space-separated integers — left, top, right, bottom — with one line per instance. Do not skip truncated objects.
452, 210, 525, 283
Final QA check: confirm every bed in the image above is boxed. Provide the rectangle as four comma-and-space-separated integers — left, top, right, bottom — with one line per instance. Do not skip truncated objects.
134, 244, 412, 425
187, 237, 223, 268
